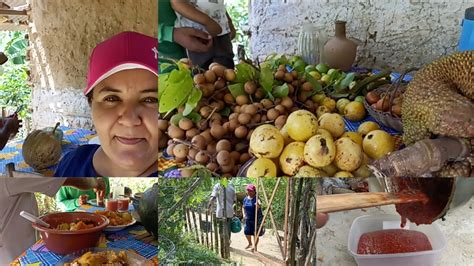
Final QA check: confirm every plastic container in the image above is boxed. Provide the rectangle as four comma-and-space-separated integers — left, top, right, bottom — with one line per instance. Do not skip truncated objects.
348, 214, 447, 266
458, 7, 474, 51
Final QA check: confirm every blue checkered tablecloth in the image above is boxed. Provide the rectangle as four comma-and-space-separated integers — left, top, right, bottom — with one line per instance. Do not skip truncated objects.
0, 126, 96, 176
17, 224, 157, 265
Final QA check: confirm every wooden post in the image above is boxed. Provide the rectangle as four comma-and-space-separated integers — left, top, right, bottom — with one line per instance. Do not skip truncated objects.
289, 179, 304, 266
305, 226, 317, 266
198, 211, 204, 245
191, 210, 199, 241
222, 183, 230, 259
185, 207, 192, 233
209, 210, 214, 250
283, 179, 290, 261
213, 213, 219, 254
205, 210, 210, 249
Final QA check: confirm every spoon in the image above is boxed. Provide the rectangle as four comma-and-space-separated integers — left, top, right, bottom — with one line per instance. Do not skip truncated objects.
20, 211, 50, 228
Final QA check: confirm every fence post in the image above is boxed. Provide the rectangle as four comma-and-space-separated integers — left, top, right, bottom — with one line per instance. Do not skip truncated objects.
205, 210, 210, 248
213, 212, 219, 254
191, 210, 199, 241
198, 210, 204, 245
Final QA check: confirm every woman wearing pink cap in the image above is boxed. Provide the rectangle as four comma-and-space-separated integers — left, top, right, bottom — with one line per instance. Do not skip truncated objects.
54, 31, 158, 177
242, 183, 265, 251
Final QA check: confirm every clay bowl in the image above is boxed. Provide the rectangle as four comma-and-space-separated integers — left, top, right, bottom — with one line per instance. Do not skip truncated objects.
32, 212, 109, 255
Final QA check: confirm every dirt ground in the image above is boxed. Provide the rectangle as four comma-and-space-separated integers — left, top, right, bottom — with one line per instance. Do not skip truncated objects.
229, 228, 285, 266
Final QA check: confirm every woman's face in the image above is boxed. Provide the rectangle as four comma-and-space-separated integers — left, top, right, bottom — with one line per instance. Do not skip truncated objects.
91, 69, 158, 171
247, 189, 255, 197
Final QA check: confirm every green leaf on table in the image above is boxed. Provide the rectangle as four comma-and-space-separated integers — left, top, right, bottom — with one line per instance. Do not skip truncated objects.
159, 63, 175, 73
228, 83, 245, 98
304, 72, 323, 94
186, 112, 202, 123
170, 113, 184, 127
220, 106, 231, 117
235, 62, 257, 83
183, 103, 194, 116
158, 73, 170, 99
159, 69, 193, 113
188, 87, 202, 104
259, 66, 274, 93
273, 83, 289, 98
182, 87, 202, 116
329, 70, 342, 83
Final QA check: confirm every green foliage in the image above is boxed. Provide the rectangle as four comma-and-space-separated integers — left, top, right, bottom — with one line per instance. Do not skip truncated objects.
234, 62, 258, 83
158, 176, 218, 263
0, 31, 31, 138
226, 0, 250, 60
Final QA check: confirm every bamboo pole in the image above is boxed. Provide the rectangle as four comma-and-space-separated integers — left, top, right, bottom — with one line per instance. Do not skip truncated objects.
254, 177, 259, 252
258, 177, 285, 260
283, 178, 290, 261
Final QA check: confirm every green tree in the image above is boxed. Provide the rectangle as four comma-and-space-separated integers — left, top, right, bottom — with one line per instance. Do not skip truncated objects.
226, 0, 251, 60
0, 31, 31, 138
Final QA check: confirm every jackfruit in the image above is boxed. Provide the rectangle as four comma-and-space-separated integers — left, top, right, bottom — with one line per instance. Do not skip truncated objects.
402, 51, 473, 176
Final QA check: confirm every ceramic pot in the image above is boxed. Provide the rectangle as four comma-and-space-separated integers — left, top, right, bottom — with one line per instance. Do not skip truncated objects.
323, 21, 357, 71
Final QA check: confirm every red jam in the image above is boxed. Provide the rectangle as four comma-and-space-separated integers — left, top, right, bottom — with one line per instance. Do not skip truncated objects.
357, 229, 432, 254
392, 178, 453, 226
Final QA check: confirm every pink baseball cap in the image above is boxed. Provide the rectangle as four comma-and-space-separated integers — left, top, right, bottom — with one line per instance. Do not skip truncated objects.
84, 31, 158, 95
246, 184, 256, 191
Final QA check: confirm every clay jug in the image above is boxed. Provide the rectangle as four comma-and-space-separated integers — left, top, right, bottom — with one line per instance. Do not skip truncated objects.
323, 21, 357, 71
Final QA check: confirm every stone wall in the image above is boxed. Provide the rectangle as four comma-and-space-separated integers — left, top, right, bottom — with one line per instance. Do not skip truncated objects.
249, 0, 473, 71
28, 0, 157, 129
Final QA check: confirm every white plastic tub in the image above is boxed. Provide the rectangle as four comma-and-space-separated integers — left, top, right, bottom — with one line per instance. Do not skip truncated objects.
348, 214, 447, 266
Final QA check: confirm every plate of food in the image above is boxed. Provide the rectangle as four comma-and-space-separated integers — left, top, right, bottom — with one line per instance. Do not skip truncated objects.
58, 247, 150, 266
94, 210, 136, 232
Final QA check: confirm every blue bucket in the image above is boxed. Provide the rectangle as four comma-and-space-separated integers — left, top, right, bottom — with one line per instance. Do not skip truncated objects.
459, 7, 474, 51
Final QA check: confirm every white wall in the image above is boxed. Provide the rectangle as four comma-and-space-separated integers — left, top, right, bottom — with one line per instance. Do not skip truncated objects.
249, 0, 474, 71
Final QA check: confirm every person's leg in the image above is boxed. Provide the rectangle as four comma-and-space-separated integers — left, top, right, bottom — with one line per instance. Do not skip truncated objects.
245, 235, 252, 249
213, 34, 235, 69
244, 221, 253, 249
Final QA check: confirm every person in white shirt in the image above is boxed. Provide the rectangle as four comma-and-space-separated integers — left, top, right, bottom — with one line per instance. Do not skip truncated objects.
171, 0, 236, 69
0, 177, 105, 264
208, 179, 236, 249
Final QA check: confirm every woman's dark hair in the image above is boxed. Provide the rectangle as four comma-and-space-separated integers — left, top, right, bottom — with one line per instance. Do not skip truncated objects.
87, 93, 93, 105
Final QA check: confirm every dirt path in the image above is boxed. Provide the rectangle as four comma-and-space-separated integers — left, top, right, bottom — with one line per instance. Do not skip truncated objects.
229, 228, 285, 265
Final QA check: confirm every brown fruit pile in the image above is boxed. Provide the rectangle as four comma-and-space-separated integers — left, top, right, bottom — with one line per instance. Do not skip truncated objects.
161, 61, 323, 177
365, 86, 405, 118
